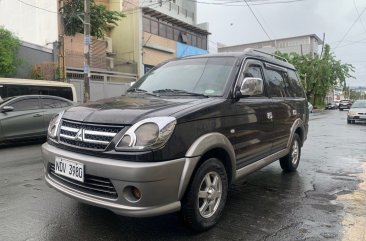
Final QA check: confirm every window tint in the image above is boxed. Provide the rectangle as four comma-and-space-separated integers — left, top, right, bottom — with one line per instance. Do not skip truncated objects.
11, 98, 41, 111
42, 98, 70, 109
266, 68, 287, 97
2, 84, 73, 101
287, 69, 305, 98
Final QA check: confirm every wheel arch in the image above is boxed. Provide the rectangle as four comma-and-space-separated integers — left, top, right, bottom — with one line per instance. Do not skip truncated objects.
177, 132, 236, 200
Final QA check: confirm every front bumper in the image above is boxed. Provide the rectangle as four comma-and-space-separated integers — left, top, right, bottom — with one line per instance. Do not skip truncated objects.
347, 115, 366, 122
42, 143, 199, 217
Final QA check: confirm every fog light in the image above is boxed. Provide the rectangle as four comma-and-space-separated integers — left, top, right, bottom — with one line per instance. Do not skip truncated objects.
123, 186, 142, 202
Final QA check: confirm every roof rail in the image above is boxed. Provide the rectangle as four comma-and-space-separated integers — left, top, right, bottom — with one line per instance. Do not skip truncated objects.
244, 48, 288, 63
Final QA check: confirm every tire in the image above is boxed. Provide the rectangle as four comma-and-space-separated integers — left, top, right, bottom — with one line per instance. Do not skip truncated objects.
347, 119, 351, 124
181, 158, 228, 232
280, 134, 301, 172
339, 108, 343, 111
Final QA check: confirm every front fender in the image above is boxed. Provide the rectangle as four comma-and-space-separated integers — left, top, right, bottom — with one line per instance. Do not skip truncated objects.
177, 132, 236, 200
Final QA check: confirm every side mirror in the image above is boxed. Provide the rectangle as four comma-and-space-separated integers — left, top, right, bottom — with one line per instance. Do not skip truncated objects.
1, 106, 14, 113
239, 78, 264, 97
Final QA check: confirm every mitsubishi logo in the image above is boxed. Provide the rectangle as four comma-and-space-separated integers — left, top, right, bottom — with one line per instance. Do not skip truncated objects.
74, 129, 83, 141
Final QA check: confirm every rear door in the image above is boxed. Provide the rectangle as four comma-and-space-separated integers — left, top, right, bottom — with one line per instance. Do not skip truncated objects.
1, 97, 44, 140
264, 64, 294, 153
231, 60, 274, 168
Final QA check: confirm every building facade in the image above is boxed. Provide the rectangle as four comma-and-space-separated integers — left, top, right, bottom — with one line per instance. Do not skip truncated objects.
0, 0, 57, 47
108, 0, 210, 77
218, 34, 323, 57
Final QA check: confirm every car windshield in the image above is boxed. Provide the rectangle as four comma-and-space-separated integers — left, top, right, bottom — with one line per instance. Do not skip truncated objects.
129, 57, 237, 97
351, 101, 366, 108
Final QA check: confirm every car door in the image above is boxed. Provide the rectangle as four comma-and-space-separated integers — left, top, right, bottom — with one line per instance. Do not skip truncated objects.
41, 97, 72, 131
230, 60, 274, 168
264, 64, 294, 153
1, 97, 44, 140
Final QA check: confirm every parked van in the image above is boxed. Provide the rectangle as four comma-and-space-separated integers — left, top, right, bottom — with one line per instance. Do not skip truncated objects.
0, 78, 77, 102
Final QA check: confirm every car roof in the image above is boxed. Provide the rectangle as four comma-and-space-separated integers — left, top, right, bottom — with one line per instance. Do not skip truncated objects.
183, 49, 296, 70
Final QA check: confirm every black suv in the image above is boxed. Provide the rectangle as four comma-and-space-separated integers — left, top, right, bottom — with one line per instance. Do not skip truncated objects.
42, 50, 308, 231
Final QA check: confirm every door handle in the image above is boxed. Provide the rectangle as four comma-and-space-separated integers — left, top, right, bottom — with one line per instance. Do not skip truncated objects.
267, 112, 273, 120
33, 114, 42, 117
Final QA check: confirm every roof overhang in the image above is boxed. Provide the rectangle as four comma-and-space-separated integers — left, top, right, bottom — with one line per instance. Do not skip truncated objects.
142, 7, 211, 36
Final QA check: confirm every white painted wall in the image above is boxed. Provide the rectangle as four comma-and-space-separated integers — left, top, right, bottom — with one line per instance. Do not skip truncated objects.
0, 0, 57, 47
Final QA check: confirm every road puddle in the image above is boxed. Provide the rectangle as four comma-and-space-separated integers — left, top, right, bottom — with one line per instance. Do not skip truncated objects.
337, 162, 366, 241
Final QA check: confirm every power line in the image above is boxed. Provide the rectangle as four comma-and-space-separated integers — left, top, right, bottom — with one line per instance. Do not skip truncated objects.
242, 0, 271, 41
334, 6, 366, 50
353, 0, 366, 35
16, 0, 56, 13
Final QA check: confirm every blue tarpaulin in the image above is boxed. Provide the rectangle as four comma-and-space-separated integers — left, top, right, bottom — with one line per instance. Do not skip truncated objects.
176, 42, 208, 58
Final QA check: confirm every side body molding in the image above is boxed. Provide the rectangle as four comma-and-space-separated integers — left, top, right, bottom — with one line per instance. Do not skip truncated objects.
177, 132, 236, 200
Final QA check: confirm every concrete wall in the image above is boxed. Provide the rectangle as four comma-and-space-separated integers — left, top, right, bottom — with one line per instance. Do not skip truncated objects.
0, 0, 57, 47
69, 79, 130, 103
64, 33, 107, 69
142, 32, 176, 66
109, 1, 142, 76
15, 42, 53, 79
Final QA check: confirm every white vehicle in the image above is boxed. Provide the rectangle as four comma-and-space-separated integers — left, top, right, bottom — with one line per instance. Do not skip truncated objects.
0, 78, 77, 103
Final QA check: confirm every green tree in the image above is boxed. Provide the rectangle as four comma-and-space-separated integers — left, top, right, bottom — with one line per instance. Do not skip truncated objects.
63, 0, 124, 38
0, 28, 21, 77
276, 44, 354, 106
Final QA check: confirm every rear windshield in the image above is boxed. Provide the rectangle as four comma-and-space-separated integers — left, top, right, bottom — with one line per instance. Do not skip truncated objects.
351, 101, 366, 108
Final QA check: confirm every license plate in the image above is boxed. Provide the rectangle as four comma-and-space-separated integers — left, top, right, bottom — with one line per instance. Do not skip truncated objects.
55, 157, 84, 182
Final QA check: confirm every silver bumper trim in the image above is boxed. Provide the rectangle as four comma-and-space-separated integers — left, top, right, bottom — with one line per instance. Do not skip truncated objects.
45, 173, 181, 217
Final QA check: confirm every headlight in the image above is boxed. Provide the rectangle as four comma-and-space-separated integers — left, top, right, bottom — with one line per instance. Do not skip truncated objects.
348, 111, 357, 116
116, 117, 176, 151
47, 111, 64, 139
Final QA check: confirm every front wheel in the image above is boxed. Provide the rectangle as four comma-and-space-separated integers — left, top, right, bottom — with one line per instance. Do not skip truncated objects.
280, 134, 301, 172
181, 158, 228, 232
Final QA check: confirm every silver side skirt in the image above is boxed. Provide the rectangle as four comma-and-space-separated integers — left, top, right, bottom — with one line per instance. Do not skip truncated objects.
235, 148, 289, 181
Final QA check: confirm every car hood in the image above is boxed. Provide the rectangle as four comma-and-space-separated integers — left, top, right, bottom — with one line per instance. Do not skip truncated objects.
350, 107, 366, 113
62, 95, 213, 125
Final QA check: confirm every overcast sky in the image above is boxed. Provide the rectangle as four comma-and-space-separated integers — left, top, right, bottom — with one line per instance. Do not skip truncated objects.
197, 0, 366, 87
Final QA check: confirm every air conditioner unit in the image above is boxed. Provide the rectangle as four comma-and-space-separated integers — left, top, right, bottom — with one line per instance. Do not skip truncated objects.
106, 57, 114, 69
105, 37, 113, 53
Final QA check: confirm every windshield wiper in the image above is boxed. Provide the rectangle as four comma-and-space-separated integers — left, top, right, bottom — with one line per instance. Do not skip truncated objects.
127, 88, 158, 97
152, 89, 208, 97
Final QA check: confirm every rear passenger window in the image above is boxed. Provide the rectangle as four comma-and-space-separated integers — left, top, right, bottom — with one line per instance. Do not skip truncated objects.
266, 68, 287, 97
287, 70, 305, 98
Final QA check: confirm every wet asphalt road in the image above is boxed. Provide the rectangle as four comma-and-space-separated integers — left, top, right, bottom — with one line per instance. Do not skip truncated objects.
0, 110, 365, 241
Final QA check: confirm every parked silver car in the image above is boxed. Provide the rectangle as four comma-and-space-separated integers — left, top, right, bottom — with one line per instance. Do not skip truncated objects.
0, 95, 73, 144
347, 100, 366, 124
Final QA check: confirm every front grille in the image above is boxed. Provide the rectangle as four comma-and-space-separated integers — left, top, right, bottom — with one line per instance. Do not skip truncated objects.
58, 119, 123, 151
49, 164, 118, 199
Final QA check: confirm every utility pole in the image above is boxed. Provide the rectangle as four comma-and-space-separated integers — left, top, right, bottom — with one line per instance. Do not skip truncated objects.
83, 0, 91, 103
57, 0, 66, 82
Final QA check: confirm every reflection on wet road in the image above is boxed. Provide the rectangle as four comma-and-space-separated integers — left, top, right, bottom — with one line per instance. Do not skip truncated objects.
0, 110, 365, 241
